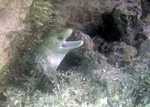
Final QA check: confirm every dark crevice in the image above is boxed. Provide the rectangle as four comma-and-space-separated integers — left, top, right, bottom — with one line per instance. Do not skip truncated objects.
80, 12, 123, 42
57, 52, 82, 71
101, 12, 122, 42
141, 0, 150, 18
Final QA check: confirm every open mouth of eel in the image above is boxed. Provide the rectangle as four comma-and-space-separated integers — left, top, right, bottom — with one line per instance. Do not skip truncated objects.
60, 29, 84, 50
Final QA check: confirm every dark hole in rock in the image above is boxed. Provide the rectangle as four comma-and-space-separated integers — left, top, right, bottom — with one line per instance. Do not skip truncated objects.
57, 52, 82, 71
80, 12, 122, 42
101, 12, 122, 42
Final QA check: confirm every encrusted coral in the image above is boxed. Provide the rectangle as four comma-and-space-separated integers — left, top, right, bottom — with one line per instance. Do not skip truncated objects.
29, 0, 57, 32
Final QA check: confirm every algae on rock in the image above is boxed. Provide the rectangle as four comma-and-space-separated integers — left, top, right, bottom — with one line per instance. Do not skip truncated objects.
29, 0, 58, 32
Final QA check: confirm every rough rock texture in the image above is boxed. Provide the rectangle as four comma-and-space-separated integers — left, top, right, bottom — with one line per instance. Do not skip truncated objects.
0, 0, 33, 89
107, 42, 137, 67
0, 0, 150, 106
57, 0, 123, 27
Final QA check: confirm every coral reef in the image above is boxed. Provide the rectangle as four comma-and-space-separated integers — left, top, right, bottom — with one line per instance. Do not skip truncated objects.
0, 0, 150, 107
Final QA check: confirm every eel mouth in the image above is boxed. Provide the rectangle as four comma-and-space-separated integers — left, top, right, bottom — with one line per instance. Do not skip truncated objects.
61, 40, 83, 50
60, 29, 84, 51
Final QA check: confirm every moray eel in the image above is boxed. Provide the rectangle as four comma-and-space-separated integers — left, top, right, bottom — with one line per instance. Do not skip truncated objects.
34, 28, 83, 72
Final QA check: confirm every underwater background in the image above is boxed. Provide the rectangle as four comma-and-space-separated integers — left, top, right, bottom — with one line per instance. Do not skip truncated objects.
0, 0, 150, 107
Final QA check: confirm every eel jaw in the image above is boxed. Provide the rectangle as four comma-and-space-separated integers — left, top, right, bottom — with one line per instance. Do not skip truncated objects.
60, 40, 84, 51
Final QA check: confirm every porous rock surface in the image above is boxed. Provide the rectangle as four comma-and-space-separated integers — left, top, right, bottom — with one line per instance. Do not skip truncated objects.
0, 0, 150, 106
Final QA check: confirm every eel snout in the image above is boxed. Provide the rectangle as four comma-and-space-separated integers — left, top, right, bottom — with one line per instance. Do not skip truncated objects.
60, 30, 84, 51
61, 40, 83, 50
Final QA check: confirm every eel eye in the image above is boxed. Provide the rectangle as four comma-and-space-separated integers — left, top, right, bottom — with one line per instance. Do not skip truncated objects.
57, 35, 63, 41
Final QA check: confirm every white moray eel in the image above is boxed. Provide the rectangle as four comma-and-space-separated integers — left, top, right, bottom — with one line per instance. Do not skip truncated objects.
34, 28, 83, 72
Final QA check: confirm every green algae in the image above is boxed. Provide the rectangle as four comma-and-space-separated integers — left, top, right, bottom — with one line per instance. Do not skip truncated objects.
29, 0, 57, 32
